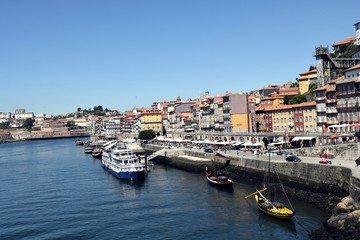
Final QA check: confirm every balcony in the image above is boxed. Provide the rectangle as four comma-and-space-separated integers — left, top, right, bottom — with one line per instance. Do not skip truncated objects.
336, 103, 357, 109
325, 99, 337, 103
316, 107, 326, 112
315, 97, 326, 101
336, 90, 356, 96
326, 108, 337, 114
327, 119, 339, 124
317, 117, 327, 123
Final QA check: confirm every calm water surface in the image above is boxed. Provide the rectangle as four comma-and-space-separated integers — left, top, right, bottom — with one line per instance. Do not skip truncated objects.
0, 139, 328, 239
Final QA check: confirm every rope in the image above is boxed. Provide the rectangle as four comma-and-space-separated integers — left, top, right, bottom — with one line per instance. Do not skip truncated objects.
273, 167, 295, 212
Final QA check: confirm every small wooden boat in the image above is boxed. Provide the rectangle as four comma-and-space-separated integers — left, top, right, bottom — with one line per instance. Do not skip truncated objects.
84, 146, 94, 154
205, 156, 233, 188
75, 139, 84, 145
205, 168, 233, 187
91, 148, 103, 159
253, 188, 295, 220
245, 151, 295, 220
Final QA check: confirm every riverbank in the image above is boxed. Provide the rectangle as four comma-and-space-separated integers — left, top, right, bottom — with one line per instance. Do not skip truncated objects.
143, 144, 360, 239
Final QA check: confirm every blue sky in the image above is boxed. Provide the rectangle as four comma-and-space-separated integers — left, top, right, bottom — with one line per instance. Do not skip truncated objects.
0, 0, 359, 115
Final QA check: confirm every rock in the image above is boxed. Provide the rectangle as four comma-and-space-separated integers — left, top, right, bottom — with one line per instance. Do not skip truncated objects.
325, 196, 360, 238
334, 202, 351, 215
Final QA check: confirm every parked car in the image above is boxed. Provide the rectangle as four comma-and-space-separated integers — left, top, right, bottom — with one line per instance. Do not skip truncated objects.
285, 155, 301, 162
204, 148, 214, 153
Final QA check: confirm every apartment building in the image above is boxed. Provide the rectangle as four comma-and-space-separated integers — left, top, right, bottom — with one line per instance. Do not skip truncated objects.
141, 108, 163, 134
256, 101, 316, 133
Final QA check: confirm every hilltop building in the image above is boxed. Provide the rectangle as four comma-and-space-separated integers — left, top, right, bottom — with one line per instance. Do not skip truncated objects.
298, 69, 317, 94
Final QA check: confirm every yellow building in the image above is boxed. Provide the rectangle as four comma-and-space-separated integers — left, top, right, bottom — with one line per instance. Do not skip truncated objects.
268, 105, 294, 133
301, 101, 317, 132
142, 109, 163, 134
298, 69, 317, 94
231, 113, 251, 132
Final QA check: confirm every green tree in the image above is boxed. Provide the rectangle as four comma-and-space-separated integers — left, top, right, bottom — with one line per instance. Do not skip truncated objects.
284, 96, 292, 105
77, 107, 82, 112
290, 82, 299, 87
289, 94, 307, 104
22, 118, 35, 130
0, 121, 10, 129
138, 129, 156, 140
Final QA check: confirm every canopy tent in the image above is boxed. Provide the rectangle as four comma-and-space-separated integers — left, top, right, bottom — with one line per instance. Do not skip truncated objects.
350, 123, 360, 127
328, 124, 350, 128
291, 136, 316, 142
268, 141, 288, 146
230, 141, 244, 146
243, 142, 262, 147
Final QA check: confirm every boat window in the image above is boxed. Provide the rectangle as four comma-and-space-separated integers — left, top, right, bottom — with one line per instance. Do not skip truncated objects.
124, 160, 128, 164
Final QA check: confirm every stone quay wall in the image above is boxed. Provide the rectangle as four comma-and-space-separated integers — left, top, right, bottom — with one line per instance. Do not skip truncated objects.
144, 145, 360, 204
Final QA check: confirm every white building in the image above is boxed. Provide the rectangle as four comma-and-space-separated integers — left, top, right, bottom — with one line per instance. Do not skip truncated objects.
355, 21, 360, 45
14, 109, 34, 119
0, 112, 11, 119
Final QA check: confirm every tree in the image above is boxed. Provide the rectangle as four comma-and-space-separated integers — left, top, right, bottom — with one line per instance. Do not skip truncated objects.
284, 96, 292, 105
309, 82, 317, 92
22, 118, 35, 130
0, 121, 10, 129
289, 94, 307, 104
77, 107, 82, 112
290, 82, 299, 88
138, 129, 156, 140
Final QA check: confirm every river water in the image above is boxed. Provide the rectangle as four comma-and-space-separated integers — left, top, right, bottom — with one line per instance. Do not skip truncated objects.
0, 139, 328, 239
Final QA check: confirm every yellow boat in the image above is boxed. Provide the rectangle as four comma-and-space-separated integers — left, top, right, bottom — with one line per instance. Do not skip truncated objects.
254, 189, 295, 220
245, 150, 296, 220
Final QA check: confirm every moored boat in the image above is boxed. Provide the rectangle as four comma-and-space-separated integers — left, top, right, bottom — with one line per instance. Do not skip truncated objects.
91, 148, 102, 159
205, 165, 233, 187
253, 188, 295, 220
245, 151, 295, 220
205, 154, 233, 188
75, 139, 84, 145
101, 146, 146, 181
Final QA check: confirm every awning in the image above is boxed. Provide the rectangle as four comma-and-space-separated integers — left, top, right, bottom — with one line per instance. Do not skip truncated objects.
291, 136, 316, 142
243, 142, 262, 147
230, 141, 244, 146
328, 124, 350, 128
327, 135, 339, 139
268, 141, 288, 146
350, 123, 360, 127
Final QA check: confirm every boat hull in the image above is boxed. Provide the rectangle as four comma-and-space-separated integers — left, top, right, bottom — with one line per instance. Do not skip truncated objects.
102, 164, 146, 181
254, 194, 294, 220
206, 176, 233, 188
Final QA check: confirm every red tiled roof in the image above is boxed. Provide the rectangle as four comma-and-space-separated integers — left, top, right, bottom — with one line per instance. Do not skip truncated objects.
333, 36, 356, 47
346, 63, 360, 71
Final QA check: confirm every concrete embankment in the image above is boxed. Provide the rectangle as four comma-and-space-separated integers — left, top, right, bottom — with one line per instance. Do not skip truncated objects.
145, 145, 359, 201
